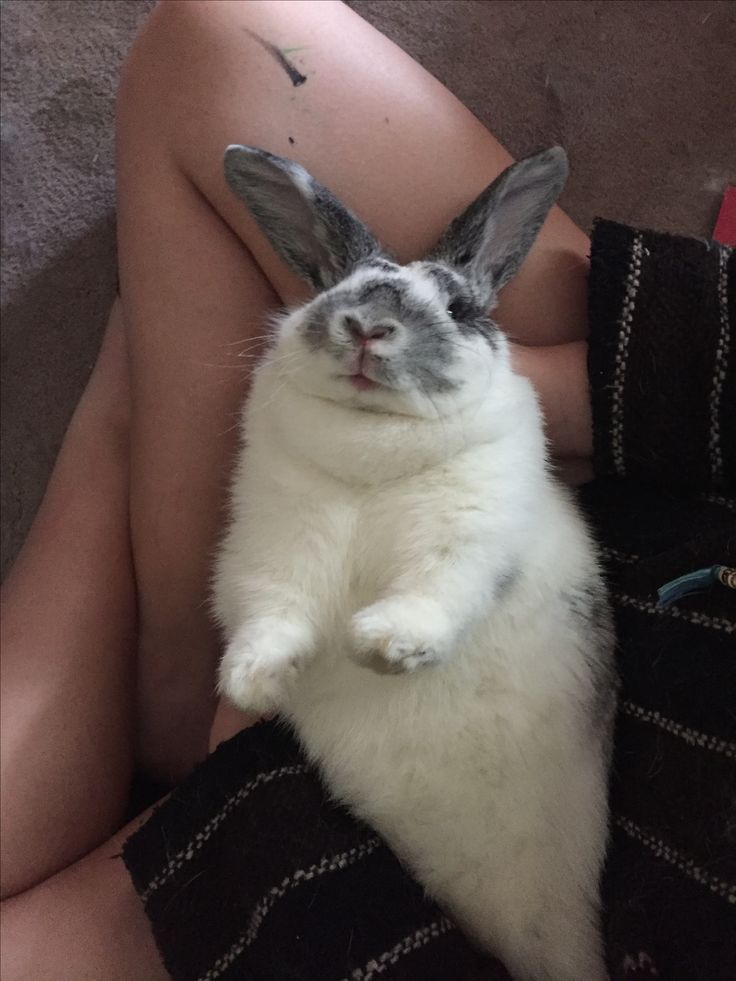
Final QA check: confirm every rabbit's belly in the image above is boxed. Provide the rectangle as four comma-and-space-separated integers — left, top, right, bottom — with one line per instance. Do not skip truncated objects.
287, 637, 609, 973
292, 620, 597, 840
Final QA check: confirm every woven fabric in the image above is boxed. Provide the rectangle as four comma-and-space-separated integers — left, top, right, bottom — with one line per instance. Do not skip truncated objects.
588, 220, 735, 492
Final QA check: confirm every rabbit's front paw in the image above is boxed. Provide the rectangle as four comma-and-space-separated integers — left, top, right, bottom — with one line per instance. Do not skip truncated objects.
218, 626, 306, 714
350, 597, 451, 675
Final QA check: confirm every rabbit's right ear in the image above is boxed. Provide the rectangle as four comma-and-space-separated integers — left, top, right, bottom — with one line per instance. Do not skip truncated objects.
224, 146, 384, 291
428, 147, 568, 307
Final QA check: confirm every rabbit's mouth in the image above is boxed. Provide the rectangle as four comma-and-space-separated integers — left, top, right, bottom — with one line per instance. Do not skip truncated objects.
345, 372, 381, 392
337, 346, 390, 391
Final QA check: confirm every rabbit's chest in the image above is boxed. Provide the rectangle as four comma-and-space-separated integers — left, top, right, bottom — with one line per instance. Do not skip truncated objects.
291, 480, 429, 615
297, 496, 404, 616
347, 479, 447, 602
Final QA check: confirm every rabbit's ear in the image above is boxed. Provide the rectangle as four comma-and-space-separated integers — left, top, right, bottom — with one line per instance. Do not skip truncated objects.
429, 147, 568, 305
225, 145, 383, 291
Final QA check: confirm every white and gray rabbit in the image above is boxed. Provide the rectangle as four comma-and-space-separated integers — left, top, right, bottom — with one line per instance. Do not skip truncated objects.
213, 144, 617, 981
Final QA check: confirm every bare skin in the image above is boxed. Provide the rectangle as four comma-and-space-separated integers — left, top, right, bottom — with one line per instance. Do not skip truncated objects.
1, 301, 135, 900
1, 1, 592, 976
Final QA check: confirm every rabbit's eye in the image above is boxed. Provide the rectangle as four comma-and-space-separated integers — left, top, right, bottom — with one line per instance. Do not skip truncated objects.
447, 297, 471, 321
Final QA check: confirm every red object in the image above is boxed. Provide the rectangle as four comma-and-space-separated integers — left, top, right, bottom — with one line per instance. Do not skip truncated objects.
713, 186, 736, 246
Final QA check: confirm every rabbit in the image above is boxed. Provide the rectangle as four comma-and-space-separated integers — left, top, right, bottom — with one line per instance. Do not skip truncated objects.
213, 144, 617, 981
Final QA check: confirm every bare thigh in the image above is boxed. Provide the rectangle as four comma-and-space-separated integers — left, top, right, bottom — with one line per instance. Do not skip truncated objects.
118, 0, 590, 779
1, 304, 136, 899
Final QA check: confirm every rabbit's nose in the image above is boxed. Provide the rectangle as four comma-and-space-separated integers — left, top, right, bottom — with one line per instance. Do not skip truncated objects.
345, 317, 394, 344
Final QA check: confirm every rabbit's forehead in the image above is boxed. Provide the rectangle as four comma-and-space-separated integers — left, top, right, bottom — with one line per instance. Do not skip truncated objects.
322, 261, 462, 319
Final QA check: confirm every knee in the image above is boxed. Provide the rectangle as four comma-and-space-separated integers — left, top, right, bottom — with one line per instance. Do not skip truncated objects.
116, 0, 263, 143
116, 2, 214, 130
117, 0, 291, 100
117, 0, 327, 108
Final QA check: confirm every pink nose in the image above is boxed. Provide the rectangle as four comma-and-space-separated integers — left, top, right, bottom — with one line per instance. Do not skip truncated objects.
345, 317, 392, 344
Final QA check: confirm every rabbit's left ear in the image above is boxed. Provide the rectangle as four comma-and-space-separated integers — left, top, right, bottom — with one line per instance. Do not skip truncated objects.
429, 147, 569, 306
224, 145, 384, 291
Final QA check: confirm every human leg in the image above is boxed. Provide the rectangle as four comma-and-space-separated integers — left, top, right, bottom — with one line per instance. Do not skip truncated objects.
0, 807, 167, 981
1, 301, 136, 899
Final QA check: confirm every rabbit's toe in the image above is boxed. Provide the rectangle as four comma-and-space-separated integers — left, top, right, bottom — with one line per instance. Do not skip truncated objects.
350, 598, 450, 675
218, 639, 300, 714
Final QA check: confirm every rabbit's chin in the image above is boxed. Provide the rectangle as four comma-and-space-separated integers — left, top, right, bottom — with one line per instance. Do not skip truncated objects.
291, 365, 424, 416
284, 360, 486, 421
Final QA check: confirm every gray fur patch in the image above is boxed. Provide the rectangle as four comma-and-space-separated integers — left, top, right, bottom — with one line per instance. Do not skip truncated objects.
563, 578, 619, 760
362, 258, 401, 274
422, 263, 461, 294
496, 567, 521, 599
419, 262, 500, 349
356, 279, 407, 311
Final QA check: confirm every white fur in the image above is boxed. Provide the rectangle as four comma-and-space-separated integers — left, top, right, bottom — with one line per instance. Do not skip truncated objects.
214, 272, 611, 980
